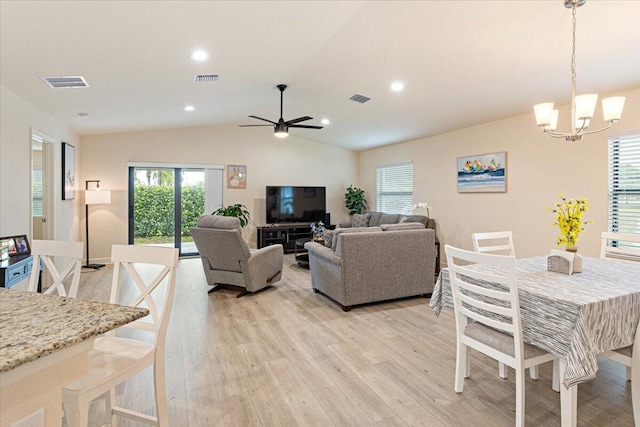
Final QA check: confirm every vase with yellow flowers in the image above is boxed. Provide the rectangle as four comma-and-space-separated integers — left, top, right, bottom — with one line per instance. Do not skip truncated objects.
548, 195, 592, 272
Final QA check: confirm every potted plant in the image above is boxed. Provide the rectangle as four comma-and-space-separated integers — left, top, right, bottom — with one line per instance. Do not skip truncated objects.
212, 203, 251, 227
344, 185, 367, 215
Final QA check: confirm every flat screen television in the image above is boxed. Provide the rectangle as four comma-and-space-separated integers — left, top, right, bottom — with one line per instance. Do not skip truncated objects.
266, 186, 326, 224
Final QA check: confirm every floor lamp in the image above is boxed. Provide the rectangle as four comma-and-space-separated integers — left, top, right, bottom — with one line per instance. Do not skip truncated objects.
85, 180, 111, 269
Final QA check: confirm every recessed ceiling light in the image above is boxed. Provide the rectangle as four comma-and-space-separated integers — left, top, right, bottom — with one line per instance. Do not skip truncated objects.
191, 50, 208, 61
391, 81, 405, 92
184, 105, 195, 111
321, 118, 330, 125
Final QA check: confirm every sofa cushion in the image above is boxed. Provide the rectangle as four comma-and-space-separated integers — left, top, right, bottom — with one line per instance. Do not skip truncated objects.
352, 213, 371, 228
368, 211, 383, 227
332, 226, 383, 250
379, 214, 400, 225
380, 223, 426, 231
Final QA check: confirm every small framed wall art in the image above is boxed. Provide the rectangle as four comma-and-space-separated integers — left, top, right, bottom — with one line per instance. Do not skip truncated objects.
62, 142, 76, 200
457, 151, 507, 193
227, 165, 247, 189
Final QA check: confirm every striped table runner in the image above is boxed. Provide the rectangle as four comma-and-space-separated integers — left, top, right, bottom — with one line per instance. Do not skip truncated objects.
430, 256, 640, 388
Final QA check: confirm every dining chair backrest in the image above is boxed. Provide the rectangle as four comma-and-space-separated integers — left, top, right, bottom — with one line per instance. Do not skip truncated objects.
110, 244, 179, 343
27, 240, 84, 297
600, 232, 640, 262
445, 245, 524, 359
472, 231, 516, 257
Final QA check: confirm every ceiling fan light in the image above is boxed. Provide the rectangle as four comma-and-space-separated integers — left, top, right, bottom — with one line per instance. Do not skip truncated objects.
534, 103, 554, 126
274, 122, 289, 138
274, 130, 289, 138
602, 96, 625, 122
574, 94, 598, 120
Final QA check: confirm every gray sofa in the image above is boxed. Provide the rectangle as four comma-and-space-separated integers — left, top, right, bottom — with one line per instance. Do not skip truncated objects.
304, 224, 436, 311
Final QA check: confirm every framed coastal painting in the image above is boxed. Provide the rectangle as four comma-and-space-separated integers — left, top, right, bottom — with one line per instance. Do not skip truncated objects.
62, 142, 75, 200
227, 165, 247, 189
457, 151, 507, 193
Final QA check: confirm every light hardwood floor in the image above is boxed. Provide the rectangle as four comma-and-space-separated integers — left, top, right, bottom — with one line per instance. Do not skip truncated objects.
74, 254, 635, 426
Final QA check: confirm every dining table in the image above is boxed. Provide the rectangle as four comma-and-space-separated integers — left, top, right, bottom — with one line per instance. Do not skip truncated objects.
0, 288, 148, 427
430, 255, 640, 427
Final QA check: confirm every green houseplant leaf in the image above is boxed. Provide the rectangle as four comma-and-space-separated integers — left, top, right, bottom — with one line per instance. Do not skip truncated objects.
212, 203, 251, 227
344, 185, 367, 215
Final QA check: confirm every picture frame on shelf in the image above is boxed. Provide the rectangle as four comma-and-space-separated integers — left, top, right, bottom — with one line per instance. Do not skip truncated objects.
62, 142, 76, 200
0, 235, 30, 257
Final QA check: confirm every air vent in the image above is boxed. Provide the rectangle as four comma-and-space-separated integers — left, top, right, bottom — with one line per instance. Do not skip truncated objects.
349, 93, 371, 104
41, 76, 89, 88
193, 74, 220, 83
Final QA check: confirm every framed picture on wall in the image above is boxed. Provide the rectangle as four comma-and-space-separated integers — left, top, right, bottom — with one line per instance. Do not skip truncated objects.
227, 165, 247, 189
62, 142, 75, 200
457, 151, 507, 193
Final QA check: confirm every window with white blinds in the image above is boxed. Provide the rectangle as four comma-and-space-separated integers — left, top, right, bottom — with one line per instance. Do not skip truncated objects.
607, 134, 640, 243
32, 167, 43, 216
376, 162, 413, 214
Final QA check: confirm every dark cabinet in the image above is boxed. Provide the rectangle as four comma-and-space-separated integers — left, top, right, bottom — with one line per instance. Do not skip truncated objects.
257, 225, 313, 253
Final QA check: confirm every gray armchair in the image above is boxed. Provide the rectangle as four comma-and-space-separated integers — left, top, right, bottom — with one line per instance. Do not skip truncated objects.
191, 215, 283, 297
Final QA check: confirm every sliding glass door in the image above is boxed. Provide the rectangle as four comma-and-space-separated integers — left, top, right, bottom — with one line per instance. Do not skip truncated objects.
128, 164, 223, 256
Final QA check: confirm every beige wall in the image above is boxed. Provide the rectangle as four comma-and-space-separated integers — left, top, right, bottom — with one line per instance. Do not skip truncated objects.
0, 85, 80, 242
80, 126, 359, 263
359, 87, 640, 260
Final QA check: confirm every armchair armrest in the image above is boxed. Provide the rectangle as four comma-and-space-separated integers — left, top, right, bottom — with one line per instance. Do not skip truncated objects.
243, 244, 284, 292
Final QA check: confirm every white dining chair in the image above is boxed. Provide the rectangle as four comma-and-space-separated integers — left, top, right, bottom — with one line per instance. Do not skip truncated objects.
472, 231, 516, 256
600, 231, 640, 262
27, 239, 84, 298
472, 231, 522, 380
62, 244, 179, 426
600, 319, 639, 421
445, 244, 556, 427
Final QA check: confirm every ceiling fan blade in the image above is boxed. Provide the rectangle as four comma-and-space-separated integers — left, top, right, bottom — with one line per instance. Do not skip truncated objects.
284, 116, 312, 125
239, 124, 273, 127
248, 115, 277, 125
288, 124, 323, 129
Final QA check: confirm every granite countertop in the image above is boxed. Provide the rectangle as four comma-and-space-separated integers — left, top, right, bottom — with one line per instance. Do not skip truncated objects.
0, 288, 148, 373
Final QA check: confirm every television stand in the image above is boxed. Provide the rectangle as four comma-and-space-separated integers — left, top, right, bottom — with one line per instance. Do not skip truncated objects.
257, 224, 313, 253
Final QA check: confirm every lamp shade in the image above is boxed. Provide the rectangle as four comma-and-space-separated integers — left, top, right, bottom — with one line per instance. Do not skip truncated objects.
575, 94, 598, 120
534, 103, 554, 126
602, 96, 626, 122
85, 189, 111, 205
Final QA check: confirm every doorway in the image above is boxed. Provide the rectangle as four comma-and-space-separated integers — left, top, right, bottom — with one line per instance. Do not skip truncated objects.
127, 164, 223, 256
31, 130, 54, 241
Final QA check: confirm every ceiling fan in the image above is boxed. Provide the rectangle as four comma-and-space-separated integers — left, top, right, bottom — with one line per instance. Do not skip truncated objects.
239, 84, 323, 138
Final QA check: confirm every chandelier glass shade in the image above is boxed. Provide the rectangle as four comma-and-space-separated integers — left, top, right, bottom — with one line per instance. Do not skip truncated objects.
533, 0, 625, 142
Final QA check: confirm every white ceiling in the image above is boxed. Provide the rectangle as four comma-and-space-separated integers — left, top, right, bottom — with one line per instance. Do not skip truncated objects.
1, 1, 639, 151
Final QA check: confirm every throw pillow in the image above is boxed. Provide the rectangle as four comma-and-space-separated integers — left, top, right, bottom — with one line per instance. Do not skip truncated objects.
398, 216, 408, 223
352, 213, 371, 228
324, 230, 334, 248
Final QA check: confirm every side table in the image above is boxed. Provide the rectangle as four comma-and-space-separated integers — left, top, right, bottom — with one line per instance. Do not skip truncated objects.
0, 254, 42, 291
294, 238, 311, 268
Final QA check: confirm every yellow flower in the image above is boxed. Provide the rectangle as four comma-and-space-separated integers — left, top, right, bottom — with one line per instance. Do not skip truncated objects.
549, 196, 592, 248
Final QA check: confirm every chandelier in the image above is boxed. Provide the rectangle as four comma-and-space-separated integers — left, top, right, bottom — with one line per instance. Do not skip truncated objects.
533, 0, 625, 142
